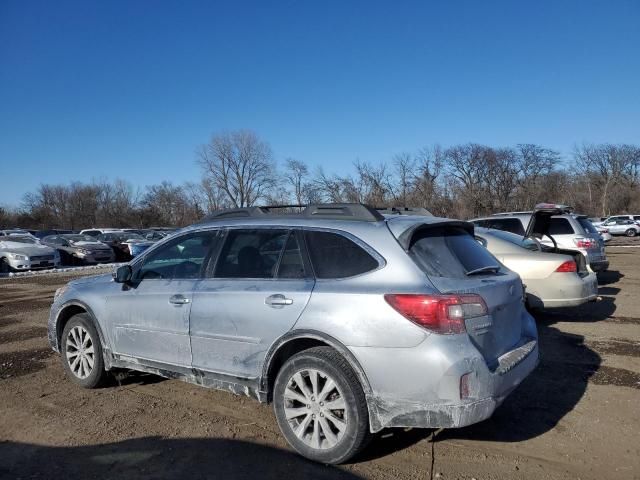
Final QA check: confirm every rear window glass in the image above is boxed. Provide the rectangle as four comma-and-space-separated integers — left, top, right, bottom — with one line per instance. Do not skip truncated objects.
409, 227, 500, 278
548, 218, 575, 235
304, 231, 378, 279
485, 218, 525, 236
577, 218, 598, 234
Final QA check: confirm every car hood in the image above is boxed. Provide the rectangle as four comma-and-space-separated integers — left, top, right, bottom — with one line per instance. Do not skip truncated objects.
124, 239, 155, 246
0, 242, 56, 256
69, 241, 110, 249
68, 273, 113, 287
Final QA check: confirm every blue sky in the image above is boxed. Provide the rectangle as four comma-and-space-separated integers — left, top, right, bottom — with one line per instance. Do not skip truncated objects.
1, 0, 639, 205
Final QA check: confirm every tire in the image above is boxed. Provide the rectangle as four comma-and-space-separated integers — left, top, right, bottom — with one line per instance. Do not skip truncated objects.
0, 257, 10, 274
626, 229, 637, 237
273, 346, 371, 464
60, 313, 108, 388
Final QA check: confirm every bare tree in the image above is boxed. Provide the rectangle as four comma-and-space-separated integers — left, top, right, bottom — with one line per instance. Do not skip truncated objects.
284, 158, 309, 205
197, 130, 276, 207
574, 144, 640, 216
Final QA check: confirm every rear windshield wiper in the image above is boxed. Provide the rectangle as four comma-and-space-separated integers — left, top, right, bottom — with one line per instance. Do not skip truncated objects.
466, 265, 500, 276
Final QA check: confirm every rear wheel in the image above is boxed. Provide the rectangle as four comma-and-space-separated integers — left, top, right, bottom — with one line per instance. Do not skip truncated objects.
273, 346, 370, 464
626, 228, 636, 237
61, 313, 108, 388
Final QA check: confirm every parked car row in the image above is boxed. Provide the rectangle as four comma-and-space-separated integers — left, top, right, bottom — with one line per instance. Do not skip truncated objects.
0, 227, 176, 273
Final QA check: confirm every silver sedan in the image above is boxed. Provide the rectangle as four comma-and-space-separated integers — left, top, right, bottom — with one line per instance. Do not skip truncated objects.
0, 234, 61, 273
475, 228, 598, 309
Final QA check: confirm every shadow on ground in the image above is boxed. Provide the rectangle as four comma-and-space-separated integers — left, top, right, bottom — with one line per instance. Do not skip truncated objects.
436, 269, 626, 444
0, 437, 364, 480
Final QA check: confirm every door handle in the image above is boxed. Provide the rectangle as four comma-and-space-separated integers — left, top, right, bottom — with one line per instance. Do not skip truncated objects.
169, 294, 190, 305
265, 294, 293, 307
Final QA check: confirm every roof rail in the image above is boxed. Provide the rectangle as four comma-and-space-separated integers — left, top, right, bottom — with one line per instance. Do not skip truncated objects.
200, 203, 385, 223
490, 211, 533, 216
375, 206, 433, 216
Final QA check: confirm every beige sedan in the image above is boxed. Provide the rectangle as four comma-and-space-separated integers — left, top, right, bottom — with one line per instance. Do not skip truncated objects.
475, 227, 598, 309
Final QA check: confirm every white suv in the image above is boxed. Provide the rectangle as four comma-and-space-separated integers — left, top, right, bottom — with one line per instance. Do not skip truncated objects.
593, 216, 640, 237
471, 204, 609, 273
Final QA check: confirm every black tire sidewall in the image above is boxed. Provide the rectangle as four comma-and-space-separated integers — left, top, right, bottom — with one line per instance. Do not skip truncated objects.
626, 229, 636, 237
60, 314, 106, 388
0, 258, 9, 273
273, 349, 369, 464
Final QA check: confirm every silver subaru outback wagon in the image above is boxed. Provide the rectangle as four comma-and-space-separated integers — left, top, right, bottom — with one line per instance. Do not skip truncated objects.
48, 204, 538, 464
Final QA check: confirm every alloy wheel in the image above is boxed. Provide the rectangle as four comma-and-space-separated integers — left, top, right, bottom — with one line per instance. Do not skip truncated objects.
65, 326, 95, 379
283, 368, 348, 450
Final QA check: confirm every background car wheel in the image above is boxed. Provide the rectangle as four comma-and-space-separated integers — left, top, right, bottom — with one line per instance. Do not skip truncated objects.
60, 313, 108, 388
273, 346, 370, 464
626, 229, 637, 237
0, 257, 10, 274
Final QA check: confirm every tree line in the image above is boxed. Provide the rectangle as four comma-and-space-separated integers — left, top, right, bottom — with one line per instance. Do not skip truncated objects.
2, 129, 640, 230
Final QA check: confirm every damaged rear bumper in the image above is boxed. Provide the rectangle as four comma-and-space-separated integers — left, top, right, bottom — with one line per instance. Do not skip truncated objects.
354, 334, 539, 433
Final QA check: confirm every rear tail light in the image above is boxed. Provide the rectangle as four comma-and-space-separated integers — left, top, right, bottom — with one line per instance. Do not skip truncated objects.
384, 294, 488, 334
555, 260, 577, 273
573, 238, 596, 249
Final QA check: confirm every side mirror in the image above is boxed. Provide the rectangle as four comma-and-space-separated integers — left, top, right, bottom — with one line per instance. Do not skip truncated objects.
113, 265, 132, 283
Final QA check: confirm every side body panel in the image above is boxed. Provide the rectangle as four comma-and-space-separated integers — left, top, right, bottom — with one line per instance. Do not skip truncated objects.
189, 277, 314, 377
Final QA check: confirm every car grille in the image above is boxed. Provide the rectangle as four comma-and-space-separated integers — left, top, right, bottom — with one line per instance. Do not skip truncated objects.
31, 255, 54, 261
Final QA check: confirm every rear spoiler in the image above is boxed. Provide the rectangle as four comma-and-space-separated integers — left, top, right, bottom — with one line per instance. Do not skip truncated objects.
533, 203, 574, 214
395, 220, 474, 251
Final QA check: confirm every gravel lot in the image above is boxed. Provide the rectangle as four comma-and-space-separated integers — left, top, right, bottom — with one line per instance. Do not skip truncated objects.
1, 250, 639, 480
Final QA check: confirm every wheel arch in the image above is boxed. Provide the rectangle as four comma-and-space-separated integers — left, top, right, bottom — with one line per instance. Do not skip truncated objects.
55, 301, 110, 364
260, 330, 372, 403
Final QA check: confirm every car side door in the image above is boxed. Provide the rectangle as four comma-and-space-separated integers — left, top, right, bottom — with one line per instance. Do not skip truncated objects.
189, 228, 314, 379
105, 230, 218, 368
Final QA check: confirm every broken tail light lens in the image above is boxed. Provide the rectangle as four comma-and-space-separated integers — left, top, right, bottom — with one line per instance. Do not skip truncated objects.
573, 237, 596, 249
555, 261, 577, 273
460, 372, 472, 399
384, 294, 487, 334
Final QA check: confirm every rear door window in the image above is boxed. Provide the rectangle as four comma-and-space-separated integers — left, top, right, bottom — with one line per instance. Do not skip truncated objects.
485, 218, 525, 236
409, 226, 500, 279
214, 229, 288, 279
277, 232, 307, 279
304, 230, 379, 279
548, 218, 575, 235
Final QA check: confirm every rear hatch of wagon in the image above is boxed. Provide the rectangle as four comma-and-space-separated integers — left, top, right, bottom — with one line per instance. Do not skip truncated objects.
525, 204, 605, 269
390, 219, 526, 369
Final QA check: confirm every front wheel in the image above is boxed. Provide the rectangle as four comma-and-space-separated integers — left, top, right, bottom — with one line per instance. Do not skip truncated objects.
273, 347, 370, 464
60, 313, 108, 388
626, 228, 637, 237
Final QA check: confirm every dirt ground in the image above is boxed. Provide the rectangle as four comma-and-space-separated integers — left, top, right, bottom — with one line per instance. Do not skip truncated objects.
1, 250, 639, 480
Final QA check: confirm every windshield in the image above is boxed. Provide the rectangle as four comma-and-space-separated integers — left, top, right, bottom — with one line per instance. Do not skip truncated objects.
64, 235, 97, 243
409, 226, 501, 278
0, 235, 38, 244
122, 233, 145, 240
486, 229, 539, 251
